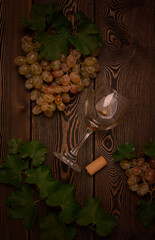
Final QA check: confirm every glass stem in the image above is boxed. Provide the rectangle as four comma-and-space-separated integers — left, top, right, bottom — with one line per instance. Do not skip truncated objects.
69, 127, 94, 158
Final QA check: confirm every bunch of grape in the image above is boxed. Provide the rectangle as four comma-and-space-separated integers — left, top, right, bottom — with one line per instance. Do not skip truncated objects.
14, 35, 100, 118
120, 156, 155, 197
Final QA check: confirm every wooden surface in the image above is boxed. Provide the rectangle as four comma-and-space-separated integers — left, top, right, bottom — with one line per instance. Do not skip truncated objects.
0, 0, 155, 239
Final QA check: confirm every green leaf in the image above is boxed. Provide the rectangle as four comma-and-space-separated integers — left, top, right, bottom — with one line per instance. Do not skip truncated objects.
0, 155, 28, 188
37, 31, 71, 61
25, 165, 60, 199
136, 200, 155, 227
112, 142, 135, 162
19, 140, 47, 166
76, 197, 117, 237
46, 184, 80, 224
69, 12, 102, 55
6, 185, 36, 230
40, 213, 76, 240
7, 138, 22, 154
143, 141, 155, 159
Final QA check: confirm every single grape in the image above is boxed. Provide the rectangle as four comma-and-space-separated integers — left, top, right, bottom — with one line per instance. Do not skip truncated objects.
21, 35, 33, 43
60, 53, 66, 62
41, 102, 49, 111
136, 157, 145, 166
22, 41, 34, 53
62, 85, 70, 93
129, 184, 139, 192
55, 78, 62, 85
52, 70, 63, 78
32, 105, 42, 115
61, 75, 70, 86
84, 56, 96, 66
127, 175, 139, 185
89, 72, 97, 79
61, 62, 70, 72
70, 72, 80, 83
31, 89, 40, 101
53, 85, 63, 94
24, 72, 34, 79
14, 56, 26, 66
80, 68, 89, 78
82, 77, 90, 87
72, 64, 80, 73
25, 78, 34, 90
85, 65, 96, 74
126, 168, 133, 177
26, 51, 38, 64
33, 41, 41, 51
51, 60, 61, 70
33, 75, 43, 89
18, 64, 31, 75
43, 94, 55, 103
57, 102, 66, 111
36, 97, 44, 106
55, 95, 62, 105
40, 59, 52, 71
130, 158, 137, 167
66, 55, 76, 67
141, 162, 149, 172
44, 110, 54, 118
41, 71, 53, 83
137, 183, 149, 196
145, 168, 155, 181
94, 62, 101, 72
120, 160, 131, 170
70, 85, 78, 94
31, 62, 42, 75
77, 81, 84, 92
132, 166, 142, 176
70, 49, 81, 59
48, 102, 56, 112
42, 86, 54, 95
148, 159, 155, 169
62, 93, 70, 103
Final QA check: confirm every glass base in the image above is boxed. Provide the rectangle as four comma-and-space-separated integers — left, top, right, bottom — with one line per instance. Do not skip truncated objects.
53, 152, 81, 172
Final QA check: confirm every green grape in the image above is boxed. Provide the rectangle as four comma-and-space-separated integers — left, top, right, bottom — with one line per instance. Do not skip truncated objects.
129, 184, 139, 192
66, 54, 76, 67
137, 183, 149, 196
31, 62, 42, 75
61, 62, 70, 72
32, 105, 42, 115
52, 70, 63, 78
51, 60, 61, 70
25, 78, 34, 90
18, 64, 31, 75
61, 75, 70, 86
26, 51, 39, 64
85, 65, 96, 74
36, 97, 44, 106
55, 95, 62, 105
48, 102, 56, 112
21, 35, 33, 43
40, 59, 52, 71
57, 102, 66, 111
41, 71, 53, 83
62, 93, 70, 103
43, 94, 55, 103
53, 85, 62, 94
33, 75, 43, 89
22, 41, 34, 53
41, 102, 49, 111
44, 110, 54, 118
42, 86, 54, 95
125, 168, 133, 177
70, 72, 80, 83
89, 72, 97, 79
127, 175, 139, 185
30, 89, 40, 101
14, 56, 26, 66
84, 56, 96, 66
120, 160, 131, 170
24, 72, 34, 79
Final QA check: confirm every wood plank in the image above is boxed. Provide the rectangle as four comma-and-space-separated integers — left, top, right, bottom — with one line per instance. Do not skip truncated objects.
0, 0, 32, 240
94, 0, 155, 239
30, 1, 94, 240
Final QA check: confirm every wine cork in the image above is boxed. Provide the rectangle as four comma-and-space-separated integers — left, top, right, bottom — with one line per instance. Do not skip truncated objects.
85, 156, 107, 175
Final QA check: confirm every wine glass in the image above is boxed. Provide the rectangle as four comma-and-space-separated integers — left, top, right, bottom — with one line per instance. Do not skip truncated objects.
53, 84, 129, 172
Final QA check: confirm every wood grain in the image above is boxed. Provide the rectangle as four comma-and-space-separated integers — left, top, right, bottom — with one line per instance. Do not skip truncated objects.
0, 0, 32, 239
95, 0, 155, 239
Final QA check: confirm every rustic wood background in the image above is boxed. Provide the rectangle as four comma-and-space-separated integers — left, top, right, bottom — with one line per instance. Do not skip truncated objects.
0, 0, 155, 239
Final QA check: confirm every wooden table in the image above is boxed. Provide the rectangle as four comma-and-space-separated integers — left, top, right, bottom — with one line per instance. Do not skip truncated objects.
0, 0, 155, 239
